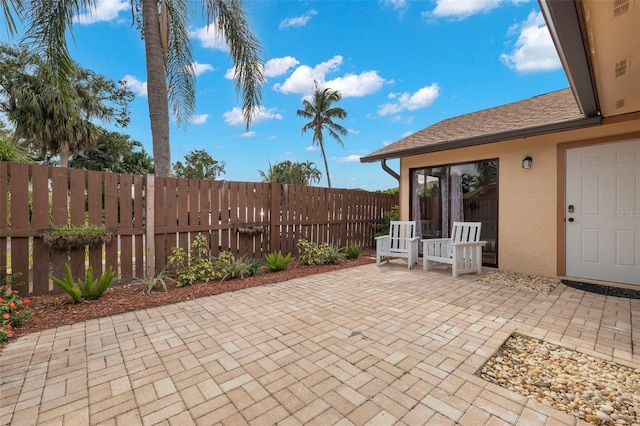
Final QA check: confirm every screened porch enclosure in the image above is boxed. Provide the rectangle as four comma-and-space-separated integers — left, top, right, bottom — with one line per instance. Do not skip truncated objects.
411, 159, 498, 267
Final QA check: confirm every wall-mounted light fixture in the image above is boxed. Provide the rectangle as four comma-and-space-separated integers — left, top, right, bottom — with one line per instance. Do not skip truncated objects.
522, 156, 533, 169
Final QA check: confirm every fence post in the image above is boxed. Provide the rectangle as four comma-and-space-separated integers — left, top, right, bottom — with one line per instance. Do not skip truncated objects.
146, 174, 155, 278
269, 183, 280, 254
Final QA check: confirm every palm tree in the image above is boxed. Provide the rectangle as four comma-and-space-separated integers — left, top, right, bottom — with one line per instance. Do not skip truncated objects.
139, 0, 265, 176
10, 0, 264, 176
0, 44, 133, 167
297, 85, 348, 188
258, 160, 322, 185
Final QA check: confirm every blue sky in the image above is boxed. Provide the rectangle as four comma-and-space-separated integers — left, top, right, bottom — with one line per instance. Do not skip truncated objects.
4, 0, 569, 190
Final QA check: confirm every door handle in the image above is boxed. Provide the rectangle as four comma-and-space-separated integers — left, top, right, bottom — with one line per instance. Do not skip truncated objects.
568, 217, 574, 222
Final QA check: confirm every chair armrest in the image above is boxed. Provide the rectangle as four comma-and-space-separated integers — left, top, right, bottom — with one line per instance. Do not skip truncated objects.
409, 236, 420, 242
451, 241, 487, 247
422, 238, 450, 244
376, 235, 391, 253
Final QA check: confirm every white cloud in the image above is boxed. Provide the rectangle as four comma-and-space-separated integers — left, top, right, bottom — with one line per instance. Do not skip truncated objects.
264, 56, 300, 78
383, 140, 393, 146
189, 114, 209, 125
306, 146, 319, 152
275, 55, 386, 98
190, 24, 228, 51
428, 0, 529, 19
500, 11, 561, 72
325, 71, 386, 98
224, 68, 235, 80
279, 10, 318, 29
122, 75, 147, 97
74, 0, 128, 24
402, 130, 415, 137
378, 84, 440, 116
188, 61, 215, 76
274, 55, 343, 95
223, 106, 283, 126
348, 129, 360, 135
242, 131, 257, 137
334, 155, 362, 163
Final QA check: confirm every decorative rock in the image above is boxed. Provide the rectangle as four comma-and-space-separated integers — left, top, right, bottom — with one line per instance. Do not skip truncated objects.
479, 334, 640, 425
585, 415, 601, 424
596, 411, 611, 422
601, 405, 614, 414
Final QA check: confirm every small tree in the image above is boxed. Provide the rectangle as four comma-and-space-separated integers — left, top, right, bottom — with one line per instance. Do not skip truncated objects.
258, 160, 321, 185
172, 149, 225, 180
0, 43, 133, 167
70, 130, 154, 175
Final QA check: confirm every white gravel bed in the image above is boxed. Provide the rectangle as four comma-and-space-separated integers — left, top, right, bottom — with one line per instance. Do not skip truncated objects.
480, 334, 640, 425
480, 270, 560, 293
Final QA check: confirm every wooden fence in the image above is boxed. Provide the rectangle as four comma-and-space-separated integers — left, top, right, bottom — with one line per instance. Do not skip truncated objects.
0, 161, 397, 296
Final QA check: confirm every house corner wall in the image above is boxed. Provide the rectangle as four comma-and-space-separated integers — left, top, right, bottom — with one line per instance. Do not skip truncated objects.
398, 117, 640, 279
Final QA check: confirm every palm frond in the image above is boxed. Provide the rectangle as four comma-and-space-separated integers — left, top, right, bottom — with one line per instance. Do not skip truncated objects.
1, 0, 23, 37
21, 0, 95, 99
164, 0, 195, 127
205, 0, 264, 128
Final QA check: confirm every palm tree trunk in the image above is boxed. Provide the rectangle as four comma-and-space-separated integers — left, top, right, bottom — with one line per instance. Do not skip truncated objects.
319, 142, 331, 188
142, 0, 171, 177
59, 140, 69, 168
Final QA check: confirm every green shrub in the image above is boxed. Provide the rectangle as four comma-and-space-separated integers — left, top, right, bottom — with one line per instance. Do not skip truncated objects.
218, 251, 236, 265
168, 240, 262, 286
50, 264, 115, 303
297, 239, 324, 265
0, 271, 32, 342
168, 236, 221, 287
297, 239, 344, 265
264, 251, 293, 271
247, 259, 264, 277
218, 255, 263, 282
343, 245, 361, 260
376, 205, 400, 237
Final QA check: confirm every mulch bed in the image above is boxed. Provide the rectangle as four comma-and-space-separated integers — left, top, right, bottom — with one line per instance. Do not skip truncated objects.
1, 255, 376, 353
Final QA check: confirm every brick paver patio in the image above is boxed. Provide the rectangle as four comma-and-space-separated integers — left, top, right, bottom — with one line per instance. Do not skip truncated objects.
1, 262, 639, 425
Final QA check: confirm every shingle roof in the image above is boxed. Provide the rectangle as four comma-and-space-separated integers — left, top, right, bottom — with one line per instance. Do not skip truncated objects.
361, 88, 600, 163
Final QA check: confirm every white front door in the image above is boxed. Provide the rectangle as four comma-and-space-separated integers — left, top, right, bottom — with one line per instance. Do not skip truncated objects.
566, 140, 640, 285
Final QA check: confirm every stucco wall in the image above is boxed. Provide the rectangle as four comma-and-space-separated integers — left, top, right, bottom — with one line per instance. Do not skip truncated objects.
398, 116, 640, 278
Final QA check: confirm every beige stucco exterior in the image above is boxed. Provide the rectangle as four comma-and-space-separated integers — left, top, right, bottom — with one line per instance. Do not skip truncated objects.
398, 114, 640, 278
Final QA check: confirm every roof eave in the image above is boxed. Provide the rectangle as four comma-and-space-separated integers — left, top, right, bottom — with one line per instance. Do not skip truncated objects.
538, 0, 599, 117
360, 115, 601, 163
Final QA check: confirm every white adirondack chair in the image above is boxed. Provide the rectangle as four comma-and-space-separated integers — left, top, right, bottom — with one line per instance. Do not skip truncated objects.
376, 221, 420, 270
422, 222, 487, 277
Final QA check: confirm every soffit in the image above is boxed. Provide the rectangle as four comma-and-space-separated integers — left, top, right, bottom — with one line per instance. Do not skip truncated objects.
580, 0, 640, 117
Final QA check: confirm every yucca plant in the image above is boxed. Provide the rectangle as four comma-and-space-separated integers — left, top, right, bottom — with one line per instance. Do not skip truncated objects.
135, 269, 174, 295
323, 244, 344, 264
343, 245, 360, 260
51, 264, 115, 303
264, 251, 293, 271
